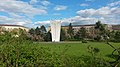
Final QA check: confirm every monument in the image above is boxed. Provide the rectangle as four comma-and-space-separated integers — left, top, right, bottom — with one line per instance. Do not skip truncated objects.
50, 20, 61, 42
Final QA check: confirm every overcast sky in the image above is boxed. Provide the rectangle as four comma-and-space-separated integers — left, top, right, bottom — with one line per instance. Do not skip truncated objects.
0, 0, 120, 28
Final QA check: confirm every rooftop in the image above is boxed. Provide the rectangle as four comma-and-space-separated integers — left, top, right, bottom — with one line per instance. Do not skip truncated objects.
0, 24, 29, 29
62, 24, 96, 27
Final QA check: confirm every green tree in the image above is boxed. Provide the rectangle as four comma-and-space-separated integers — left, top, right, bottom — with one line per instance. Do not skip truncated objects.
114, 31, 120, 42
67, 23, 74, 39
60, 28, 66, 41
35, 27, 41, 35
29, 27, 44, 41
29, 28, 35, 35
80, 27, 87, 40
74, 27, 87, 41
95, 21, 108, 41
95, 21, 102, 29
44, 31, 52, 41
109, 31, 116, 41
40, 25, 47, 40
40, 25, 47, 34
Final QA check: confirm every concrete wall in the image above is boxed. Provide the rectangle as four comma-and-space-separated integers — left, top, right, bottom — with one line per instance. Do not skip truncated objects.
51, 21, 61, 42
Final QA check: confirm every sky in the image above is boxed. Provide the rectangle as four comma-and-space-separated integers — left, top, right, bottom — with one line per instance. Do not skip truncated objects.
0, 0, 120, 28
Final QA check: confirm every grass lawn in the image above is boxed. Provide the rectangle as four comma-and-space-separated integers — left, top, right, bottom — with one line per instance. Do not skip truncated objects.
34, 41, 120, 61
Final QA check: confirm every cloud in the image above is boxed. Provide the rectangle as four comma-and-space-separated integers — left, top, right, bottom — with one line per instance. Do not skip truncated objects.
30, 0, 51, 6
0, 0, 47, 17
16, 22, 28, 25
53, 13, 61, 16
85, 0, 95, 2
0, 0, 47, 27
30, 1, 120, 27
80, 3, 89, 7
35, 20, 50, 25
54, 5, 67, 11
108, 1, 120, 7
40, 1, 51, 6
76, 1, 120, 25
29, 0, 38, 4
76, 7, 112, 18
0, 15, 32, 26
61, 16, 97, 25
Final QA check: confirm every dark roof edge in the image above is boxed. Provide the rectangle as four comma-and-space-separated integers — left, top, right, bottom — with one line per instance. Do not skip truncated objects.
0, 24, 29, 29
62, 24, 96, 27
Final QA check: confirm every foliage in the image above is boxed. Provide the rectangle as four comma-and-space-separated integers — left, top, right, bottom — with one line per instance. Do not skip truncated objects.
82, 40, 87, 43
67, 23, 74, 39
60, 28, 67, 41
0, 31, 11, 44
109, 31, 116, 41
114, 31, 120, 42
44, 31, 52, 41
94, 21, 110, 41
40, 25, 47, 34
28, 25, 47, 41
0, 40, 118, 67
29, 28, 35, 35
80, 27, 87, 40
94, 35, 101, 41
0, 33, 120, 67
107, 42, 120, 67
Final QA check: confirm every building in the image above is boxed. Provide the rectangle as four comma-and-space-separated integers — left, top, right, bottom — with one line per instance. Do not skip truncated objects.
48, 24, 120, 38
61, 24, 96, 38
112, 25, 120, 31
0, 24, 29, 32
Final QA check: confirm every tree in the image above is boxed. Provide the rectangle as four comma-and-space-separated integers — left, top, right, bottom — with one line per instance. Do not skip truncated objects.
40, 25, 47, 40
40, 25, 47, 34
29, 27, 44, 41
95, 21, 102, 29
94, 21, 108, 41
75, 27, 87, 40
80, 27, 87, 40
67, 23, 74, 39
114, 31, 120, 42
109, 31, 116, 41
44, 31, 52, 41
60, 28, 66, 41
35, 27, 41, 35
29, 28, 35, 35
40, 25, 47, 33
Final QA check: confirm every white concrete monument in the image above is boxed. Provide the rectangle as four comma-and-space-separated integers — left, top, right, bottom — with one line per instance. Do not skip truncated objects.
50, 20, 61, 42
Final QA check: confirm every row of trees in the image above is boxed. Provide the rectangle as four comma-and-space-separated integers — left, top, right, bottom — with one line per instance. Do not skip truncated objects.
1, 21, 119, 42
28, 25, 51, 41
66, 21, 120, 42
27, 21, 120, 42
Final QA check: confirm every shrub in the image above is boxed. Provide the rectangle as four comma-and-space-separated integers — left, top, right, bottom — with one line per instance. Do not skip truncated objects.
82, 40, 87, 43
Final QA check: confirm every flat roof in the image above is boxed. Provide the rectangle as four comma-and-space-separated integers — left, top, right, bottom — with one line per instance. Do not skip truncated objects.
0, 24, 29, 29
62, 24, 96, 27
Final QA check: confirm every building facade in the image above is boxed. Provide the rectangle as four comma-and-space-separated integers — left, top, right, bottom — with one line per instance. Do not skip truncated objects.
48, 24, 120, 39
0, 24, 29, 32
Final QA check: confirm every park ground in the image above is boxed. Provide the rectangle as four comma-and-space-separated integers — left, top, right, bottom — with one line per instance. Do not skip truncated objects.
34, 41, 120, 61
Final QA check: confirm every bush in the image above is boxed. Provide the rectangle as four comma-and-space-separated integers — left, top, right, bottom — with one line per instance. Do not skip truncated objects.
94, 35, 101, 41
82, 40, 87, 43
0, 38, 118, 67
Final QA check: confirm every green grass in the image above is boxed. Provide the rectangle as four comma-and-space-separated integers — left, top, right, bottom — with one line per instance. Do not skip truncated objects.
1, 41, 120, 66
34, 42, 120, 61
